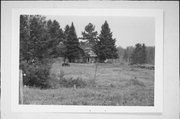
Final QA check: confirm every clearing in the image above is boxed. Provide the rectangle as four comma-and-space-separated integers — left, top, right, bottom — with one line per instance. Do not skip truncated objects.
23, 59, 154, 106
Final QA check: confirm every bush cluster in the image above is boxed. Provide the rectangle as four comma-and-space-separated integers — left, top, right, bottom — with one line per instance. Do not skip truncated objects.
21, 61, 51, 89
20, 59, 87, 89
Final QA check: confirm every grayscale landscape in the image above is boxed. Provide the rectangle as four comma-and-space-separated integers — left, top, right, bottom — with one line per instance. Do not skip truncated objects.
20, 15, 155, 106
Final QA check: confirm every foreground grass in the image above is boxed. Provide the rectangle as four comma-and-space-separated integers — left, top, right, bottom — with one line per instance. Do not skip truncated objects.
23, 86, 153, 106
23, 60, 154, 106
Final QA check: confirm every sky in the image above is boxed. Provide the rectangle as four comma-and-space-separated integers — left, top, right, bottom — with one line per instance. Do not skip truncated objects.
46, 16, 155, 48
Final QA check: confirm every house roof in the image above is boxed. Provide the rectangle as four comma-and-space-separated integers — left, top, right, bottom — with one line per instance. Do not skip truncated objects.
84, 47, 97, 57
88, 50, 97, 57
79, 41, 97, 57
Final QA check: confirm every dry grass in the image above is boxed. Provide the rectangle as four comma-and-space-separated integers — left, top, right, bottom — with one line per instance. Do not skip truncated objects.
23, 59, 154, 106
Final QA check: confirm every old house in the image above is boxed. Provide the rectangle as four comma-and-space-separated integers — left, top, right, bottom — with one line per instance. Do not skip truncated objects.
78, 40, 97, 63
83, 47, 97, 63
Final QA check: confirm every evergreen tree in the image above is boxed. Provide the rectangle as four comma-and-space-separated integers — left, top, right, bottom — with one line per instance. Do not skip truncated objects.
64, 25, 70, 39
131, 43, 141, 64
63, 25, 70, 48
20, 15, 30, 63
47, 20, 63, 58
131, 43, 147, 64
82, 23, 98, 47
141, 44, 147, 64
94, 21, 118, 62
29, 15, 50, 61
66, 23, 80, 62
20, 15, 50, 64
56, 25, 70, 62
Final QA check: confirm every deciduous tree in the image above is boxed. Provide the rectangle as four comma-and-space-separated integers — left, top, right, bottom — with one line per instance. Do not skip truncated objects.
131, 43, 147, 64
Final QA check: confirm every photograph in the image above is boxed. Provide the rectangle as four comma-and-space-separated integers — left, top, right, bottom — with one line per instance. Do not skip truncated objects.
2, 1, 179, 119
19, 15, 155, 106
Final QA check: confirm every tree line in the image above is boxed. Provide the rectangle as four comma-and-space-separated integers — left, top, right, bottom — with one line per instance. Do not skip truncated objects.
117, 45, 155, 65
20, 15, 155, 66
20, 15, 118, 65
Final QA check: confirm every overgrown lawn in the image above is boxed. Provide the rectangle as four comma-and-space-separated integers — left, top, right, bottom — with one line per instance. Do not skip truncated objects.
23, 59, 154, 106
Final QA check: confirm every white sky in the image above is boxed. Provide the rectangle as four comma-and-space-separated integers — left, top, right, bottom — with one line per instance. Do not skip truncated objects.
46, 16, 155, 48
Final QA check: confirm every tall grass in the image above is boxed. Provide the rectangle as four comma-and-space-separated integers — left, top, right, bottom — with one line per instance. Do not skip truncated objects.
23, 61, 154, 106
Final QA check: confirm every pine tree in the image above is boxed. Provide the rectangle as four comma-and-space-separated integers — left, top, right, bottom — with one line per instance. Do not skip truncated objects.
82, 23, 98, 47
66, 23, 80, 62
29, 15, 50, 60
64, 25, 70, 39
94, 21, 118, 62
46, 20, 64, 58
56, 25, 70, 62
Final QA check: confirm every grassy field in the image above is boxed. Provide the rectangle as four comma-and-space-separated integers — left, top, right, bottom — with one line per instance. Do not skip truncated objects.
23, 59, 154, 106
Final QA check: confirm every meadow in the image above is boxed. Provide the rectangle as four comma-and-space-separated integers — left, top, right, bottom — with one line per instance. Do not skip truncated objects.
23, 58, 154, 106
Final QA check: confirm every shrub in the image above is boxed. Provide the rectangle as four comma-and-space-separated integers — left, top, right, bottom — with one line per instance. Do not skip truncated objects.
86, 79, 96, 87
48, 74, 60, 89
59, 69, 65, 80
22, 61, 51, 89
48, 69, 65, 89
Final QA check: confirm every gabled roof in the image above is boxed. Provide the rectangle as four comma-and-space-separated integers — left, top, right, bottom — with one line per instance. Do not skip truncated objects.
84, 47, 97, 57
79, 41, 97, 57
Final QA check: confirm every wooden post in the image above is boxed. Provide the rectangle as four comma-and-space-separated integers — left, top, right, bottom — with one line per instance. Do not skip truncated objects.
94, 63, 98, 80
92, 63, 98, 87
19, 70, 23, 104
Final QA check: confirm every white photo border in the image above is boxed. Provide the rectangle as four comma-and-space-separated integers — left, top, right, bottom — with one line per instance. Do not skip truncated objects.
11, 8, 164, 113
